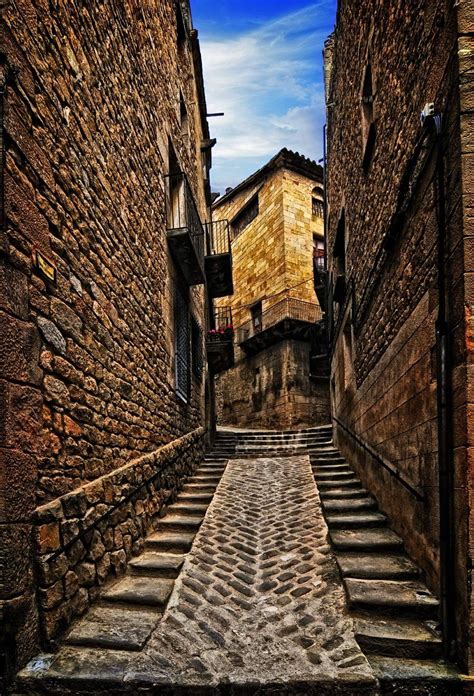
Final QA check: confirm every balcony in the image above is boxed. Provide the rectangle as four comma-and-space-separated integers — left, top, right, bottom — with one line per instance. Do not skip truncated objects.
165, 172, 205, 286
206, 307, 235, 374
313, 255, 328, 313
205, 219, 234, 298
236, 297, 322, 356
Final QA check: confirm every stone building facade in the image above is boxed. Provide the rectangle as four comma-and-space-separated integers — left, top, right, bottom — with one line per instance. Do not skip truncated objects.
0, 0, 218, 683
214, 149, 330, 429
325, 0, 474, 671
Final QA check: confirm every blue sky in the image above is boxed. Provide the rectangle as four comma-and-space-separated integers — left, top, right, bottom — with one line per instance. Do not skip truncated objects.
191, 0, 337, 193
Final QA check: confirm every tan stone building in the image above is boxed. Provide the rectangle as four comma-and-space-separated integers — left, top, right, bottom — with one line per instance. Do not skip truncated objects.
325, 0, 474, 672
213, 149, 329, 429
0, 0, 232, 684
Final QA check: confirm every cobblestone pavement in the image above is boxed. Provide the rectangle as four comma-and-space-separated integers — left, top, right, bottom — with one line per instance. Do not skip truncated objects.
18, 456, 376, 694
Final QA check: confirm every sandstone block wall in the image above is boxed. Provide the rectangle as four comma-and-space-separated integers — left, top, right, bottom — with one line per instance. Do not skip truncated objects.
1, 0, 210, 678
216, 340, 330, 430
326, 0, 474, 670
214, 162, 322, 329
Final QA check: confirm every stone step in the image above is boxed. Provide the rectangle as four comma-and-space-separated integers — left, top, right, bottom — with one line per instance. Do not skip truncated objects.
182, 483, 217, 493
65, 606, 160, 651
189, 475, 221, 484
345, 578, 439, 617
317, 478, 361, 489
330, 528, 404, 552
322, 497, 377, 512
354, 617, 442, 659
197, 464, 226, 471
146, 530, 195, 553
129, 551, 184, 578
320, 487, 368, 500
312, 460, 349, 468
102, 576, 174, 607
368, 655, 459, 687
314, 470, 355, 480
326, 511, 387, 529
312, 465, 353, 475
157, 514, 203, 532
337, 553, 420, 580
176, 492, 214, 504
167, 502, 208, 516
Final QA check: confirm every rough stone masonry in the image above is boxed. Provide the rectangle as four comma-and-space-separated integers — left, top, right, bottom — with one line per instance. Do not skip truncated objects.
16, 455, 376, 695
0, 0, 211, 681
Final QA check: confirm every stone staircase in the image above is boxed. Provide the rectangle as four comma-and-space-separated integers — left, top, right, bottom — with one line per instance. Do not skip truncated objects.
61, 433, 237, 652
309, 431, 443, 668
220, 425, 334, 457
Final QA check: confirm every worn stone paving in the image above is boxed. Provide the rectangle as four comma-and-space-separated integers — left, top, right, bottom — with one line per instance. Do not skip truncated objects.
17, 456, 375, 694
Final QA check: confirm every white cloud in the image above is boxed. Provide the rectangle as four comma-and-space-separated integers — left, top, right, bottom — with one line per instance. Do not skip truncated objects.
199, 3, 332, 190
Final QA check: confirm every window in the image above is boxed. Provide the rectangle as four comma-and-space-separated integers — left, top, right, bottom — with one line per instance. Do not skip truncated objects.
174, 285, 190, 401
361, 60, 376, 170
231, 195, 259, 240
251, 301, 262, 334
312, 199, 324, 218
333, 209, 346, 305
176, 1, 187, 46
180, 92, 189, 139
313, 236, 325, 271
312, 187, 324, 218
191, 316, 203, 380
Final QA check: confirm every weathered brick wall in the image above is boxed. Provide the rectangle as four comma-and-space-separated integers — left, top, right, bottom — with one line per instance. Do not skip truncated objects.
326, 0, 474, 670
1, 0, 210, 677
216, 340, 330, 430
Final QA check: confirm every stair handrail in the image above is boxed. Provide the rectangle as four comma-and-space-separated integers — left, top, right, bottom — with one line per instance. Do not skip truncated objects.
333, 416, 425, 502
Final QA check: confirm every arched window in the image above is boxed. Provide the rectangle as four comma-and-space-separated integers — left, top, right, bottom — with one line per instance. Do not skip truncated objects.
312, 186, 324, 218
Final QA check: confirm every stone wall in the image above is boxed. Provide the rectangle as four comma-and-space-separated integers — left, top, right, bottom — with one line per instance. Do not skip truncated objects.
33, 427, 204, 646
326, 0, 474, 670
213, 153, 323, 329
0, 0, 210, 679
216, 340, 330, 430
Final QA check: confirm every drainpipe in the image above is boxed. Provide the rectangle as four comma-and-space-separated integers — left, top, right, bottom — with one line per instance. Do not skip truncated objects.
425, 111, 455, 660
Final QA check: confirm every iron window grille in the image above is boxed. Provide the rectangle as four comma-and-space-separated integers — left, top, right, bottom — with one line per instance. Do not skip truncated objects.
191, 316, 203, 379
174, 286, 190, 402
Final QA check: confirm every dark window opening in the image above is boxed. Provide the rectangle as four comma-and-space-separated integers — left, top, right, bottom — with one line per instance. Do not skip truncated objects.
174, 285, 190, 402
313, 235, 325, 271
361, 61, 376, 171
333, 210, 346, 305
251, 301, 263, 333
312, 198, 324, 218
176, 1, 187, 46
231, 195, 259, 240
312, 186, 324, 219
180, 92, 189, 139
191, 316, 203, 380
167, 142, 183, 230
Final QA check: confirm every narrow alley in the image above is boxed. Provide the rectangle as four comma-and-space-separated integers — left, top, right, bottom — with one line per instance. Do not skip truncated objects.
15, 428, 459, 694
1, 0, 474, 694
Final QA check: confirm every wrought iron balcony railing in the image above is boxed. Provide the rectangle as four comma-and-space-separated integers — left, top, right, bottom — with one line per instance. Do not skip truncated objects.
206, 306, 234, 373
236, 297, 322, 345
204, 220, 234, 297
165, 172, 205, 285
205, 219, 231, 256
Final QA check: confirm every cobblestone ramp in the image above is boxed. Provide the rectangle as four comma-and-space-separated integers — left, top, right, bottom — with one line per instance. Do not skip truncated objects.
16, 456, 376, 695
